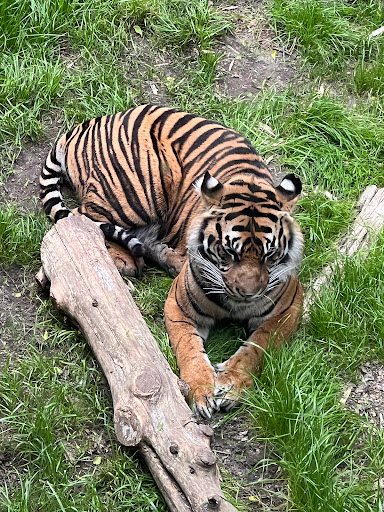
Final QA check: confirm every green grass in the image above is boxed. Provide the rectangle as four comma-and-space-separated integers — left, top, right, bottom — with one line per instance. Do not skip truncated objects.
296, 193, 355, 281
270, 0, 384, 98
310, 233, 384, 372
1, 0, 384, 511
354, 40, 384, 95
270, 0, 359, 75
0, 205, 49, 266
245, 338, 382, 512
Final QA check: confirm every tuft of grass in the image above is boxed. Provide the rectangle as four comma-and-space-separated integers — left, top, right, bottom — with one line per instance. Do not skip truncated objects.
310, 232, 384, 372
152, 0, 231, 50
296, 193, 355, 281
0, 205, 49, 266
245, 337, 381, 512
354, 40, 384, 95
62, 51, 137, 127
270, 0, 359, 75
0, 53, 64, 165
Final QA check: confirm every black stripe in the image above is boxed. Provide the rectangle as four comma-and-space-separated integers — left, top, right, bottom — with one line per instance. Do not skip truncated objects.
185, 279, 212, 319
43, 196, 61, 214
182, 125, 226, 161
225, 209, 278, 222
42, 163, 61, 178
83, 202, 115, 223
173, 120, 215, 155
273, 281, 299, 317
49, 143, 60, 166
130, 105, 153, 206
167, 113, 196, 138
40, 184, 60, 198
54, 210, 71, 221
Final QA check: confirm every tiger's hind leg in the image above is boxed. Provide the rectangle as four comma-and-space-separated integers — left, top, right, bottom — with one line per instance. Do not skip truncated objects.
105, 240, 144, 277
143, 242, 186, 277
71, 208, 144, 277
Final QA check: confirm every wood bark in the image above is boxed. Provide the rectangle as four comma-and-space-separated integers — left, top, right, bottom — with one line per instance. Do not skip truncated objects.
37, 215, 238, 512
304, 185, 384, 311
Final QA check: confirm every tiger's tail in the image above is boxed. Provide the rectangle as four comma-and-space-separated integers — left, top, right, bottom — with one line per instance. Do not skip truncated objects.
39, 139, 144, 257
40, 139, 71, 222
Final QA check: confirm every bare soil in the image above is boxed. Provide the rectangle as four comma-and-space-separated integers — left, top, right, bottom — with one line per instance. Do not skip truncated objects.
212, 414, 287, 510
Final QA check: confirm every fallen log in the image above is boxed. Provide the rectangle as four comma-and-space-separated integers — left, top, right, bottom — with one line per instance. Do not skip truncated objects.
37, 215, 237, 512
304, 185, 384, 311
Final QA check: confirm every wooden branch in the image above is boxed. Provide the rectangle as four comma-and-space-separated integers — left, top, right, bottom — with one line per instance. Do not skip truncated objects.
304, 185, 384, 311
37, 215, 237, 512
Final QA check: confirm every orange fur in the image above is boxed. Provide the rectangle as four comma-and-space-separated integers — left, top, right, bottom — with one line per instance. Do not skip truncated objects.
40, 105, 304, 417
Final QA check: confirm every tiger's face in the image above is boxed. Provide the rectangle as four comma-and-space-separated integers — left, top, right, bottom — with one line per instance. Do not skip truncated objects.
189, 172, 303, 303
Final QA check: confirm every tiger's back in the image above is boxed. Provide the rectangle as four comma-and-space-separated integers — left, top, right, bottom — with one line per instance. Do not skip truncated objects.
40, 104, 272, 265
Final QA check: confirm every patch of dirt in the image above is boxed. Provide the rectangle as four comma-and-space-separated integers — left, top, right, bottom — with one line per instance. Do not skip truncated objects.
344, 362, 384, 428
0, 266, 41, 370
212, 414, 287, 510
0, 449, 27, 490
0, 117, 61, 213
214, 2, 300, 98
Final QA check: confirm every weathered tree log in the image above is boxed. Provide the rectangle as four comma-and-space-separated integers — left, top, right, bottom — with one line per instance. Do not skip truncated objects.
37, 215, 237, 512
304, 185, 384, 311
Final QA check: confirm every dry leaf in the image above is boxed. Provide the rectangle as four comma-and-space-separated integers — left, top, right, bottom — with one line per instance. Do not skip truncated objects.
259, 122, 277, 138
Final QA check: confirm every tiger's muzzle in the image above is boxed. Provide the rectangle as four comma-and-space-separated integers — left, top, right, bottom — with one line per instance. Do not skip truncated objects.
223, 261, 269, 300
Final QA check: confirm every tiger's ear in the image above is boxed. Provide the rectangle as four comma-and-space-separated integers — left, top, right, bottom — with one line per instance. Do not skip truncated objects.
276, 173, 302, 211
200, 171, 224, 206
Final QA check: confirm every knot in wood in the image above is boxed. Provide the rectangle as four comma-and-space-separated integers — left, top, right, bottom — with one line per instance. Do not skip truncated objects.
92, 299, 98, 307
207, 494, 221, 509
169, 443, 179, 455
133, 369, 162, 398
198, 450, 216, 467
199, 424, 214, 437
177, 378, 190, 398
115, 407, 142, 447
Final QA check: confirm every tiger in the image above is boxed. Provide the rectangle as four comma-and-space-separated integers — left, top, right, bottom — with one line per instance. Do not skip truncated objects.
40, 104, 304, 419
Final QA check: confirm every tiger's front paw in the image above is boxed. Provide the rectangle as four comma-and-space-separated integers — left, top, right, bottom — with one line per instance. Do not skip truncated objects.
184, 372, 217, 419
213, 363, 253, 412
190, 384, 218, 420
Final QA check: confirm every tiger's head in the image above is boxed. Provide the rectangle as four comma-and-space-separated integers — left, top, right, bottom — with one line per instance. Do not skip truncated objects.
188, 171, 303, 304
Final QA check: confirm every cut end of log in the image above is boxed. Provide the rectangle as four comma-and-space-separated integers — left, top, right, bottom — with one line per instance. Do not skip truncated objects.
114, 406, 143, 446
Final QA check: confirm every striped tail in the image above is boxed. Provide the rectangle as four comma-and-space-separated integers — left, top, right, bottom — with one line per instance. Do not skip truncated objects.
39, 141, 71, 222
39, 142, 144, 257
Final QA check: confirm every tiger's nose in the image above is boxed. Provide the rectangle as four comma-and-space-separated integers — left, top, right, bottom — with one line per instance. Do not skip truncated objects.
223, 263, 269, 295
